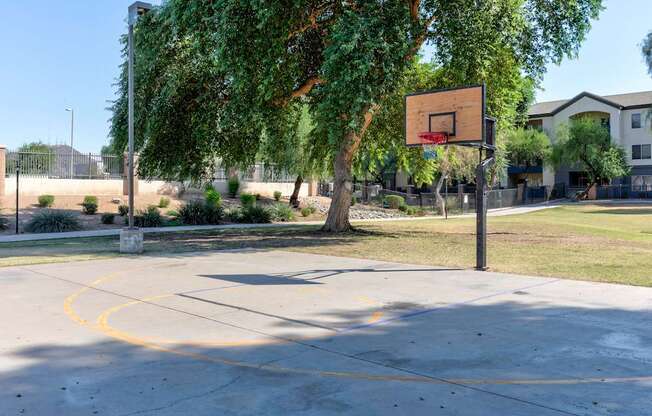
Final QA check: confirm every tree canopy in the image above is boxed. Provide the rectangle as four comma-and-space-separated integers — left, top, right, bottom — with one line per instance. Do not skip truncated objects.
504, 128, 552, 172
109, 0, 603, 231
551, 118, 629, 197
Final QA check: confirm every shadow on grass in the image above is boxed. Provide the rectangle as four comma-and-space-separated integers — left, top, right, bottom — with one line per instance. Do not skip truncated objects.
587, 208, 652, 216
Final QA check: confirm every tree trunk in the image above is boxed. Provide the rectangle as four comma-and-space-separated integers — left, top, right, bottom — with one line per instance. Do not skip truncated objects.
323, 107, 377, 232
580, 180, 596, 200
434, 174, 446, 217
289, 175, 303, 207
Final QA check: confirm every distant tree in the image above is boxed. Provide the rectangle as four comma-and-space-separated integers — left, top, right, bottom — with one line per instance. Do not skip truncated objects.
642, 30, 652, 127
18, 141, 52, 153
551, 118, 629, 198
504, 128, 552, 173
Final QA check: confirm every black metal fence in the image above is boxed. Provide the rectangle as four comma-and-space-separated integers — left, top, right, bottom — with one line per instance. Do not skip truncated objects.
6, 151, 124, 179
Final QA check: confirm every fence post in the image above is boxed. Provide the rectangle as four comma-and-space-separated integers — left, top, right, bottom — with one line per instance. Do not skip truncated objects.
0, 145, 5, 197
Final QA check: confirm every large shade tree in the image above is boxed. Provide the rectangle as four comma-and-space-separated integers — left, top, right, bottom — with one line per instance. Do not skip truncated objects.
110, 0, 603, 231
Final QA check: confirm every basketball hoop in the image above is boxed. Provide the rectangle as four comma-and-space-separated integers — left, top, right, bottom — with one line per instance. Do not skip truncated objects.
418, 132, 447, 160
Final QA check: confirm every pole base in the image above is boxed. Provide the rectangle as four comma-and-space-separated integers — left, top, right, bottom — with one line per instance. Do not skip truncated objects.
120, 228, 144, 254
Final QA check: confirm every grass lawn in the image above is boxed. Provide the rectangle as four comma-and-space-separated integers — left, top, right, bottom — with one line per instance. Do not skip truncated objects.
2, 204, 651, 286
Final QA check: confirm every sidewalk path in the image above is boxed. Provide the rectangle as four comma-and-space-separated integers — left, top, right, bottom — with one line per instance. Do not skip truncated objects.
0, 202, 560, 243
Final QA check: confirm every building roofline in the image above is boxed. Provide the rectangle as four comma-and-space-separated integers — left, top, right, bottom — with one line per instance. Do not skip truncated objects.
529, 91, 652, 119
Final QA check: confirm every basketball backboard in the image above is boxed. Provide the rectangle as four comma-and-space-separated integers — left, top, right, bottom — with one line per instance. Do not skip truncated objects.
405, 84, 486, 147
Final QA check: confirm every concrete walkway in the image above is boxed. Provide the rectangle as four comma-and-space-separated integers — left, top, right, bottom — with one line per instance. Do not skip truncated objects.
0, 203, 560, 243
1, 250, 650, 415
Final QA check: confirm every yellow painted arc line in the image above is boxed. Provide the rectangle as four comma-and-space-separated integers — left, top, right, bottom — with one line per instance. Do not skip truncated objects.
63, 270, 652, 386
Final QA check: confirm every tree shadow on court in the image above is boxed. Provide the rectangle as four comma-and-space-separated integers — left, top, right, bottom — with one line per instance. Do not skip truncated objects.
2, 289, 652, 415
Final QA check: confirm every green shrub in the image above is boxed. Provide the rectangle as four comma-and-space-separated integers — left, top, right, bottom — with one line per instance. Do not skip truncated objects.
38, 195, 55, 208
224, 208, 243, 223
384, 195, 405, 210
240, 205, 272, 224
351, 195, 357, 206
118, 204, 129, 216
166, 209, 179, 218
25, 210, 81, 233
178, 200, 223, 225
240, 192, 256, 207
308, 205, 317, 214
204, 189, 222, 207
81, 195, 98, 215
271, 204, 294, 222
255, 193, 261, 200
398, 204, 407, 212
273, 191, 282, 201
127, 205, 162, 228
0, 216, 8, 230
405, 206, 416, 215
227, 177, 240, 198
300, 207, 312, 217
158, 196, 171, 208
101, 213, 115, 224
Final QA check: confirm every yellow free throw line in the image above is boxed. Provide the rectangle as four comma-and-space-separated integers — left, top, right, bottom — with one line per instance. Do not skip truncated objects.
64, 269, 652, 386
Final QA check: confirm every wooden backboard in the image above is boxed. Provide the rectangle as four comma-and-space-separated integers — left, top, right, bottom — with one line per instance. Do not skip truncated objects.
405, 84, 485, 146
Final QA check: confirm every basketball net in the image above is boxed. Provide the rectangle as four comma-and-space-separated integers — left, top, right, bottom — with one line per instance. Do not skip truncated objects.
418, 132, 448, 160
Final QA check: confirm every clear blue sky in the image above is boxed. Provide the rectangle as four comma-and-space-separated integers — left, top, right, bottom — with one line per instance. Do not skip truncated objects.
0, 0, 650, 152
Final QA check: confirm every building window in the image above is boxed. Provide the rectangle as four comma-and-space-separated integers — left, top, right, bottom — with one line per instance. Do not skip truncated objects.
632, 144, 651, 160
632, 113, 642, 129
527, 119, 543, 131
632, 175, 652, 191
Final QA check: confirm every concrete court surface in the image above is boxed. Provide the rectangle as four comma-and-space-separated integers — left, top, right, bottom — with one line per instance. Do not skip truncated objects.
1, 250, 651, 416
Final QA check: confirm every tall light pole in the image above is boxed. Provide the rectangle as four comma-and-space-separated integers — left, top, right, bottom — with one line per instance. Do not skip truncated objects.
121, 1, 152, 254
65, 108, 74, 178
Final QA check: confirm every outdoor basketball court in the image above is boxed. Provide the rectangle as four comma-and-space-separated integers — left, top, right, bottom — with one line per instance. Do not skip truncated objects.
2, 249, 651, 415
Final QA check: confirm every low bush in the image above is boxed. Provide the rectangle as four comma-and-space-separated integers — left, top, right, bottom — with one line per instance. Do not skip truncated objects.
271, 203, 294, 222
165, 209, 179, 218
224, 208, 243, 223
118, 204, 129, 216
384, 195, 405, 210
240, 205, 272, 224
300, 207, 312, 217
273, 191, 282, 201
240, 192, 256, 207
38, 194, 55, 208
227, 177, 239, 198
308, 205, 317, 214
101, 213, 115, 224
178, 200, 223, 225
81, 195, 98, 215
25, 210, 81, 233
127, 205, 162, 228
398, 204, 407, 212
351, 195, 357, 206
204, 189, 222, 207
158, 196, 170, 208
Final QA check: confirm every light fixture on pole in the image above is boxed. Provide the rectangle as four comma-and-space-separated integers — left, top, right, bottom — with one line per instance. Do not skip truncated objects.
65, 108, 74, 178
120, 1, 152, 254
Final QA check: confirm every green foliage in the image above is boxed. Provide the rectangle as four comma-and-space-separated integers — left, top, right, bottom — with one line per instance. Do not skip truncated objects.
227, 177, 239, 198
300, 207, 312, 217
504, 128, 552, 170
239, 193, 256, 207
224, 208, 243, 223
271, 204, 295, 222
101, 213, 115, 225
118, 204, 129, 216
384, 195, 405, 210
551, 118, 630, 192
351, 195, 357, 206
273, 191, 282, 201
308, 205, 317, 214
398, 204, 407, 212
178, 200, 223, 225
37, 195, 55, 208
129, 205, 163, 228
405, 206, 417, 215
108, 0, 603, 226
239, 205, 272, 224
81, 199, 98, 215
204, 189, 222, 207
166, 209, 179, 218
25, 210, 81, 233
643, 31, 652, 77
158, 196, 171, 208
